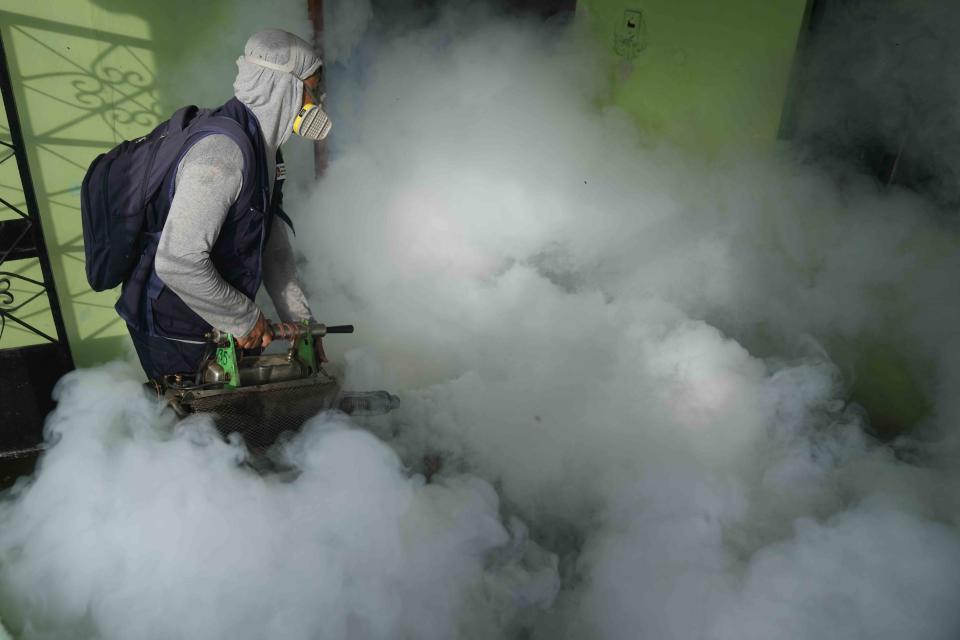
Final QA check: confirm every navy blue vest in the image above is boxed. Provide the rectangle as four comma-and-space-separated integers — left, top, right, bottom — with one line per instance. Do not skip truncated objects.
116, 98, 282, 340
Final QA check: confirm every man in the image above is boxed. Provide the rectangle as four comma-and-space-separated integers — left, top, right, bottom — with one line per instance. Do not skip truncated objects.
116, 29, 330, 380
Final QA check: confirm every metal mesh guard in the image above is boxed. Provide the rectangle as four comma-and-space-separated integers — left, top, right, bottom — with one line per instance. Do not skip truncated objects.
182, 382, 339, 449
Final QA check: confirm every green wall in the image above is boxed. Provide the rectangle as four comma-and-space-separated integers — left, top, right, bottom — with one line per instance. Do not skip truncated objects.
577, 0, 808, 146
1, 3, 159, 365
0, 0, 307, 367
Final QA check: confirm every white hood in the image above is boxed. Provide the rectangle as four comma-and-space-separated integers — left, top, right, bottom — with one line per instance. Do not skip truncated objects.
233, 29, 322, 152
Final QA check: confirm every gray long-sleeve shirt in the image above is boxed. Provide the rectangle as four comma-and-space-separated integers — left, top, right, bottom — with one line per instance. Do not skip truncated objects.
154, 134, 313, 337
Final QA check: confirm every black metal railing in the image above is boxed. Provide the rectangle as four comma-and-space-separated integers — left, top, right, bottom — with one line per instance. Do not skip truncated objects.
0, 29, 72, 360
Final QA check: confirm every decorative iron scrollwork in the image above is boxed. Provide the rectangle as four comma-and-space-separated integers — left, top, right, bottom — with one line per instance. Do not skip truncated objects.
0, 275, 12, 306
0, 272, 56, 343
0, 272, 47, 311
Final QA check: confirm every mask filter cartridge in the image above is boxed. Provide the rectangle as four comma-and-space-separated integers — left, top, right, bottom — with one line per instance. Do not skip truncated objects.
293, 103, 332, 141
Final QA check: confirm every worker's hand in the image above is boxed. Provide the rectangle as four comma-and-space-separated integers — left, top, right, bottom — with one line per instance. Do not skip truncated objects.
236, 313, 273, 350
272, 322, 301, 341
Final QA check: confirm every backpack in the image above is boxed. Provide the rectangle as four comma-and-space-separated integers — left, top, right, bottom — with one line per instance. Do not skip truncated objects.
80, 105, 250, 292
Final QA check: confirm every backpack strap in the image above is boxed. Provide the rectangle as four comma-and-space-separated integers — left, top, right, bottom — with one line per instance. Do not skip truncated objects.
269, 148, 295, 237
168, 105, 201, 133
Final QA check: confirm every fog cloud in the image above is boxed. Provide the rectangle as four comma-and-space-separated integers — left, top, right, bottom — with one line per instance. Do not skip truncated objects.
2, 2, 960, 639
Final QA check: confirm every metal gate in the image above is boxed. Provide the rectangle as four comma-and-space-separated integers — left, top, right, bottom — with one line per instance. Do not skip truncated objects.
0, 29, 74, 462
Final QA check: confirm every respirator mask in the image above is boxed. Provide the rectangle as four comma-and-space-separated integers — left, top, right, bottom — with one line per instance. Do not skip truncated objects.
293, 87, 332, 141
243, 53, 333, 141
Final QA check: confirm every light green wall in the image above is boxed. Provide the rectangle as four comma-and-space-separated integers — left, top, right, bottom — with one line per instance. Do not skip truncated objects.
0, 3, 158, 365
577, 0, 809, 146
0, 0, 307, 367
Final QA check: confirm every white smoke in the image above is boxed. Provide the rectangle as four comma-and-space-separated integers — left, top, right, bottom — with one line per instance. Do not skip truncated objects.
292, 5, 960, 639
0, 365, 557, 639
3, 2, 960, 639
793, 0, 960, 207
321, 0, 374, 64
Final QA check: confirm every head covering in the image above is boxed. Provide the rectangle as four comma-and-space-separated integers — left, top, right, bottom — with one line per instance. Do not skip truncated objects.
233, 29, 322, 150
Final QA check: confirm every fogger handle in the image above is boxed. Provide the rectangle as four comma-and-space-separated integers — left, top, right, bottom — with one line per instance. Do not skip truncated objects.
323, 324, 355, 334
